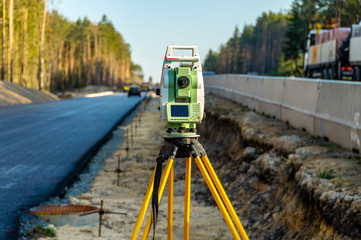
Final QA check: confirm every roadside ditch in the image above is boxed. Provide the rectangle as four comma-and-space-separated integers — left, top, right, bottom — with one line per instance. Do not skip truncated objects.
198, 93, 361, 240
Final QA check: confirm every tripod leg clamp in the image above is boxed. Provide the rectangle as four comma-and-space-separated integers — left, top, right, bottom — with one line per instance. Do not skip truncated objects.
190, 140, 206, 159
156, 143, 178, 163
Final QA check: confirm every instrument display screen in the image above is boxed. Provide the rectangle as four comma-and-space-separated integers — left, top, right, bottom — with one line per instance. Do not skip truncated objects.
171, 105, 189, 117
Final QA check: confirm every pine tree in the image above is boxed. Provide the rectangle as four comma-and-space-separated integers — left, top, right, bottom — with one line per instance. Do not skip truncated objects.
8, 0, 12, 82
203, 49, 218, 72
1, 0, 5, 80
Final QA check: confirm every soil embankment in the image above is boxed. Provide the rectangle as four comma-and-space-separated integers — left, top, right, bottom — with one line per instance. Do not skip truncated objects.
0, 81, 58, 106
198, 94, 361, 240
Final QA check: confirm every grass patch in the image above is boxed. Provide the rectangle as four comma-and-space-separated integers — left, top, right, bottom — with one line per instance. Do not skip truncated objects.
255, 148, 264, 155
319, 142, 335, 152
326, 145, 335, 152
31, 225, 56, 237
316, 169, 334, 179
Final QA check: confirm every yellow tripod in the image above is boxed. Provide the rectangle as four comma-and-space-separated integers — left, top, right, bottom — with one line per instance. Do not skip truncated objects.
131, 136, 249, 240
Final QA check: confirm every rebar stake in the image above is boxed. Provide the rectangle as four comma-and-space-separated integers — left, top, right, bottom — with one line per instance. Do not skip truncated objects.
104, 154, 125, 186
126, 128, 129, 160
99, 200, 103, 237
131, 124, 134, 146
80, 200, 128, 237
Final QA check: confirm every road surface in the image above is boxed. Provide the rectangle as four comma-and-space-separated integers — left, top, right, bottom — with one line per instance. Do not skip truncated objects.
0, 93, 145, 239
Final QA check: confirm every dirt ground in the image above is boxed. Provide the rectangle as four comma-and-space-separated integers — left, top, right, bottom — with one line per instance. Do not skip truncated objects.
36, 96, 235, 240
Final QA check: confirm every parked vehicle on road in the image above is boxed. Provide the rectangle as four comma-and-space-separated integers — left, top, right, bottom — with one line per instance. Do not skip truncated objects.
304, 22, 361, 81
141, 83, 150, 91
128, 85, 141, 97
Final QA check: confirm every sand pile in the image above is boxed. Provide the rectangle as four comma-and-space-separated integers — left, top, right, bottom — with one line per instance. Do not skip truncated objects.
0, 81, 58, 106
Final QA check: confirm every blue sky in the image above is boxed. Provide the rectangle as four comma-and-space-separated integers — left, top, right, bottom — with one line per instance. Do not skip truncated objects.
54, 0, 293, 83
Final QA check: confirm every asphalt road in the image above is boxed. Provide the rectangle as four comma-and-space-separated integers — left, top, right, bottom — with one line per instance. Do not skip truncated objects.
0, 93, 145, 239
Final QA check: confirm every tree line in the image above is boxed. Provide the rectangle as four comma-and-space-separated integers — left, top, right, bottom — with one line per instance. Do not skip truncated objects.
204, 0, 361, 76
1, 0, 142, 92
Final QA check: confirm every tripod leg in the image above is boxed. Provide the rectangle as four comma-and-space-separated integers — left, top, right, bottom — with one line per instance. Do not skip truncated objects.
141, 158, 174, 240
141, 212, 152, 240
202, 155, 249, 240
168, 162, 174, 240
193, 156, 241, 240
184, 157, 191, 240
131, 163, 158, 240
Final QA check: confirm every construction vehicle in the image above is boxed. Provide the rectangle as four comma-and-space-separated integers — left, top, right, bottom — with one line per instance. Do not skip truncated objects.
304, 22, 361, 81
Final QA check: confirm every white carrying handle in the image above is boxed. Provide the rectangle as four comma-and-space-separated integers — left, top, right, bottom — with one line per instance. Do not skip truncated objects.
165, 46, 201, 63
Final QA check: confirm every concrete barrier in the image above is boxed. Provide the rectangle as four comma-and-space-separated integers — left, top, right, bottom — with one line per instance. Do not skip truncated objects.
280, 79, 319, 134
204, 74, 361, 152
255, 76, 284, 119
314, 81, 361, 150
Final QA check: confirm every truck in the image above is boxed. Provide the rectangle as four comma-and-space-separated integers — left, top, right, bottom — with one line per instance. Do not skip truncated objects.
304, 23, 361, 81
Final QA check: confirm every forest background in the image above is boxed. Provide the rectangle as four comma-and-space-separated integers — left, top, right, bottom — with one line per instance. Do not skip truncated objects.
203, 0, 360, 77
0, 1, 360, 92
0, 0, 143, 92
